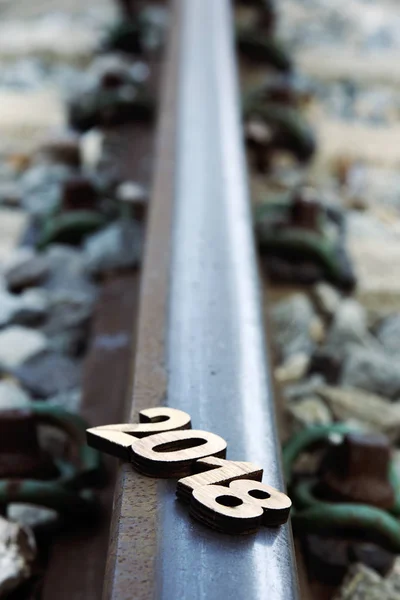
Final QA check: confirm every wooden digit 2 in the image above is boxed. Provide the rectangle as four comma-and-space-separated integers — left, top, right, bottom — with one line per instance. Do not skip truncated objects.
86, 407, 292, 534
86, 407, 192, 459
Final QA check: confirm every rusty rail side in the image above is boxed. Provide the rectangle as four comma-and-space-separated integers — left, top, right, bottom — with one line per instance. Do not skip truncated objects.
102, 3, 181, 600
104, 1, 299, 599
42, 274, 140, 600
42, 84, 161, 600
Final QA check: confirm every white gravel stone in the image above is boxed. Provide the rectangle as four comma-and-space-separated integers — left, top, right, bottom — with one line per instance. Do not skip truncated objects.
283, 375, 326, 402
0, 326, 48, 370
271, 294, 315, 362
334, 560, 400, 600
341, 346, 400, 399
0, 380, 31, 408
309, 316, 326, 343
116, 181, 148, 205
325, 299, 380, 352
317, 386, 400, 441
1, 248, 35, 274
0, 291, 24, 328
48, 388, 81, 412
80, 128, 103, 171
20, 288, 50, 314
287, 396, 333, 430
84, 221, 142, 275
275, 353, 310, 384
375, 314, 400, 358
21, 163, 73, 217
0, 517, 36, 597
7, 504, 57, 530
312, 282, 341, 319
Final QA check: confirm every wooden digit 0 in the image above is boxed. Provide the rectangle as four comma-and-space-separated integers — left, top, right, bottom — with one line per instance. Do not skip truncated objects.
86, 407, 191, 460
131, 430, 227, 477
190, 480, 292, 534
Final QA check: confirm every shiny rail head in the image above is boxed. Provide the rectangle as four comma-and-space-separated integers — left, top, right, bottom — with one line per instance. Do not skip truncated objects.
104, 0, 299, 598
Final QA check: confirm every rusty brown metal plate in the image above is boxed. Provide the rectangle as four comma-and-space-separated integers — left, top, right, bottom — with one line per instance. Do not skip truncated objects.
41, 274, 140, 600
102, 5, 181, 598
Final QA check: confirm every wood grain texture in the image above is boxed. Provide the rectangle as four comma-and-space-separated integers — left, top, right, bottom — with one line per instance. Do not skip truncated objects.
86, 407, 192, 459
177, 456, 263, 502
131, 429, 227, 477
86, 427, 137, 460
190, 479, 292, 534
190, 483, 264, 535
230, 480, 292, 527
121, 407, 192, 438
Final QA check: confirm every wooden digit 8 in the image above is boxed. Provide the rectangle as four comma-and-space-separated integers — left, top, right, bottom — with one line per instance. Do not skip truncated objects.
190, 479, 291, 534
230, 480, 292, 526
86, 407, 192, 460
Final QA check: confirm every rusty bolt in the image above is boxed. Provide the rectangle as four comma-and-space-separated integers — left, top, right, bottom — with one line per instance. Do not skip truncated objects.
308, 349, 342, 384
100, 70, 126, 90
61, 176, 99, 212
264, 80, 295, 105
38, 131, 81, 168
319, 432, 395, 510
304, 535, 395, 585
0, 410, 58, 480
116, 0, 146, 19
290, 187, 320, 231
116, 0, 134, 18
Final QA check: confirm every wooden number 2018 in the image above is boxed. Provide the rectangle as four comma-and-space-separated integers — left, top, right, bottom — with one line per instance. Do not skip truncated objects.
87, 407, 291, 535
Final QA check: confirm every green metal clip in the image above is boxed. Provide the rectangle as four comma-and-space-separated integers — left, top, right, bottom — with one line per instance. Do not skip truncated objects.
283, 424, 400, 553
0, 404, 103, 527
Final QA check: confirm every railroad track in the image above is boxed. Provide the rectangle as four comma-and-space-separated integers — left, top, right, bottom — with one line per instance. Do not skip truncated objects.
37, 0, 300, 598
98, 1, 298, 599
3, 0, 398, 598
4, 1, 295, 597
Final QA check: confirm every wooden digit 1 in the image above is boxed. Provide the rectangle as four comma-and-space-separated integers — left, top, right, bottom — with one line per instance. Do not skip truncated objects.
177, 456, 263, 502
190, 479, 292, 534
131, 430, 227, 478
86, 407, 192, 460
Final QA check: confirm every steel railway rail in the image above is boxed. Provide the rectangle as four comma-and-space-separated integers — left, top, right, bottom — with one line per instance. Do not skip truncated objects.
103, 1, 299, 598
